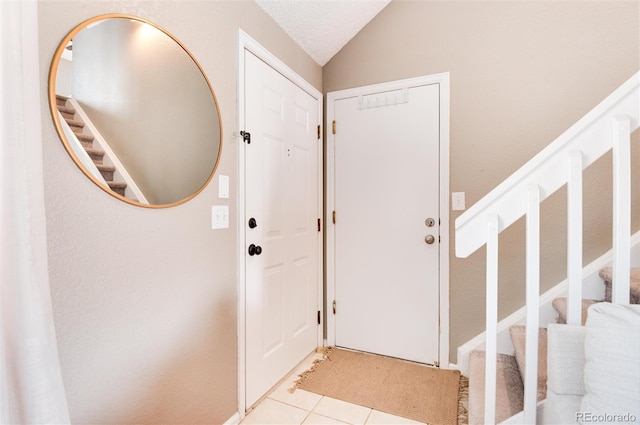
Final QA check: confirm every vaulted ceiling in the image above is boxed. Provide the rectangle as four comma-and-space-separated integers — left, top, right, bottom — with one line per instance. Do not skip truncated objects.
254, 0, 392, 66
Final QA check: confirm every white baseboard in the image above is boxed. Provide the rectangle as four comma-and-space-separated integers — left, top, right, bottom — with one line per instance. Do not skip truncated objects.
223, 412, 241, 425
456, 231, 640, 377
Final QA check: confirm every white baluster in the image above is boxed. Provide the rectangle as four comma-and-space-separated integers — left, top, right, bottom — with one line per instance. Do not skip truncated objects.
567, 151, 583, 324
524, 185, 540, 424
612, 116, 631, 304
485, 214, 499, 425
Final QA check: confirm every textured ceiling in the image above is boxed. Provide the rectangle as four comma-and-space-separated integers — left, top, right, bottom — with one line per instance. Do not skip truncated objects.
254, 0, 392, 66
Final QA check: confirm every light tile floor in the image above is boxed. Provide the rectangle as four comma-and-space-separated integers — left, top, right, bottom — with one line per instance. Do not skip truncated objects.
240, 352, 427, 425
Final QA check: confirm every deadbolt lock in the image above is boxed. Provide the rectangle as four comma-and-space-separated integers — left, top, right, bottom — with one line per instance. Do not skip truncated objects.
425, 218, 436, 227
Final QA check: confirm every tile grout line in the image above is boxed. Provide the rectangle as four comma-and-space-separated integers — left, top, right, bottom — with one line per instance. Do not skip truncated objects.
363, 408, 373, 425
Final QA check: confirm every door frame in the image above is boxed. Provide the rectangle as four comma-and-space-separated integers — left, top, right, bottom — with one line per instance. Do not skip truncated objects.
325, 73, 450, 367
236, 29, 324, 418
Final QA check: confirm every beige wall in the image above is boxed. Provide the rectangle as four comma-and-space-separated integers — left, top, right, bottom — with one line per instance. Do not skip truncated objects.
323, 0, 640, 362
39, 1, 320, 423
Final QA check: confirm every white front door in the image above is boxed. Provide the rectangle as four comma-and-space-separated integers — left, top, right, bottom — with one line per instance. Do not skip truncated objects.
243, 50, 321, 407
327, 80, 443, 365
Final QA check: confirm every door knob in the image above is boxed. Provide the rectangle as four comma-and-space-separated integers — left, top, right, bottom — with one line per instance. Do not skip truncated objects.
248, 217, 257, 229
248, 244, 263, 256
425, 235, 435, 245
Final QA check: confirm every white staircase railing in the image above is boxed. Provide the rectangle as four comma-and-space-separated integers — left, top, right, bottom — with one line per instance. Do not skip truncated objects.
455, 71, 639, 425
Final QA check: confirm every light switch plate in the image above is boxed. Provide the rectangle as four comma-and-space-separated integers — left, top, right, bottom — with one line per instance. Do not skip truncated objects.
218, 175, 229, 199
212, 205, 229, 229
452, 192, 466, 211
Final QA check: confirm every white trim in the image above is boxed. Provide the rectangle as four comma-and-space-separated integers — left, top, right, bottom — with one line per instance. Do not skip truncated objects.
325, 73, 451, 368
566, 151, 583, 325
485, 214, 500, 425
612, 115, 631, 304
223, 412, 241, 425
524, 185, 540, 424
236, 29, 323, 417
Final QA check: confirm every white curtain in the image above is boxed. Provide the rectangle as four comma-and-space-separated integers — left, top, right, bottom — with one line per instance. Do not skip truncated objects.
0, 1, 71, 423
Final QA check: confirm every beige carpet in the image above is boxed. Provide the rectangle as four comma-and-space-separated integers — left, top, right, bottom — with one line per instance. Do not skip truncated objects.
468, 351, 523, 425
295, 348, 461, 425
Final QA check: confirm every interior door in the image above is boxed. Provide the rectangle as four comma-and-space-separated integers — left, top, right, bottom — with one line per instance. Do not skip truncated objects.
244, 50, 320, 407
331, 83, 441, 364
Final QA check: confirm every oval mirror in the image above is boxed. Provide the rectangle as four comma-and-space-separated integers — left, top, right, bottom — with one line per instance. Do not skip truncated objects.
48, 14, 222, 207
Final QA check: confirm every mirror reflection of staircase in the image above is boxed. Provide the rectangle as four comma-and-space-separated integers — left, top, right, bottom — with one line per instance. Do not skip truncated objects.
467, 267, 640, 424
55, 94, 128, 196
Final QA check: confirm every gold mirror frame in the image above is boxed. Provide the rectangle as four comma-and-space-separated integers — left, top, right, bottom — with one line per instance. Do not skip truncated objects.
48, 14, 223, 208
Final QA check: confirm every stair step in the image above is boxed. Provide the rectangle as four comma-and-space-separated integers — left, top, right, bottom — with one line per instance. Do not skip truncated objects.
65, 118, 84, 129
509, 326, 547, 402
107, 181, 127, 196
96, 164, 115, 172
468, 350, 523, 425
57, 105, 76, 115
85, 147, 105, 163
551, 297, 601, 325
96, 164, 116, 181
599, 267, 640, 303
55, 96, 68, 107
57, 103, 76, 120
74, 132, 94, 142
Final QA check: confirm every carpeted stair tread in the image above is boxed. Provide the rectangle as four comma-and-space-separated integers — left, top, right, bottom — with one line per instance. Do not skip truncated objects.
85, 148, 105, 163
508, 326, 547, 402
64, 118, 84, 129
55, 94, 69, 107
85, 147, 105, 156
468, 350, 523, 425
57, 105, 76, 115
108, 181, 127, 196
551, 297, 601, 325
74, 132, 94, 142
599, 267, 640, 303
67, 122, 85, 132
97, 164, 115, 181
96, 164, 116, 172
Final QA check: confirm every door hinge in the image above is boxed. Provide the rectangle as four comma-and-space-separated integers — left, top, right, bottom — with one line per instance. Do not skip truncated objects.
332, 120, 336, 134
332, 210, 336, 224
317, 310, 321, 325
240, 131, 251, 144
332, 300, 337, 314
317, 125, 321, 140
317, 218, 321, 232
